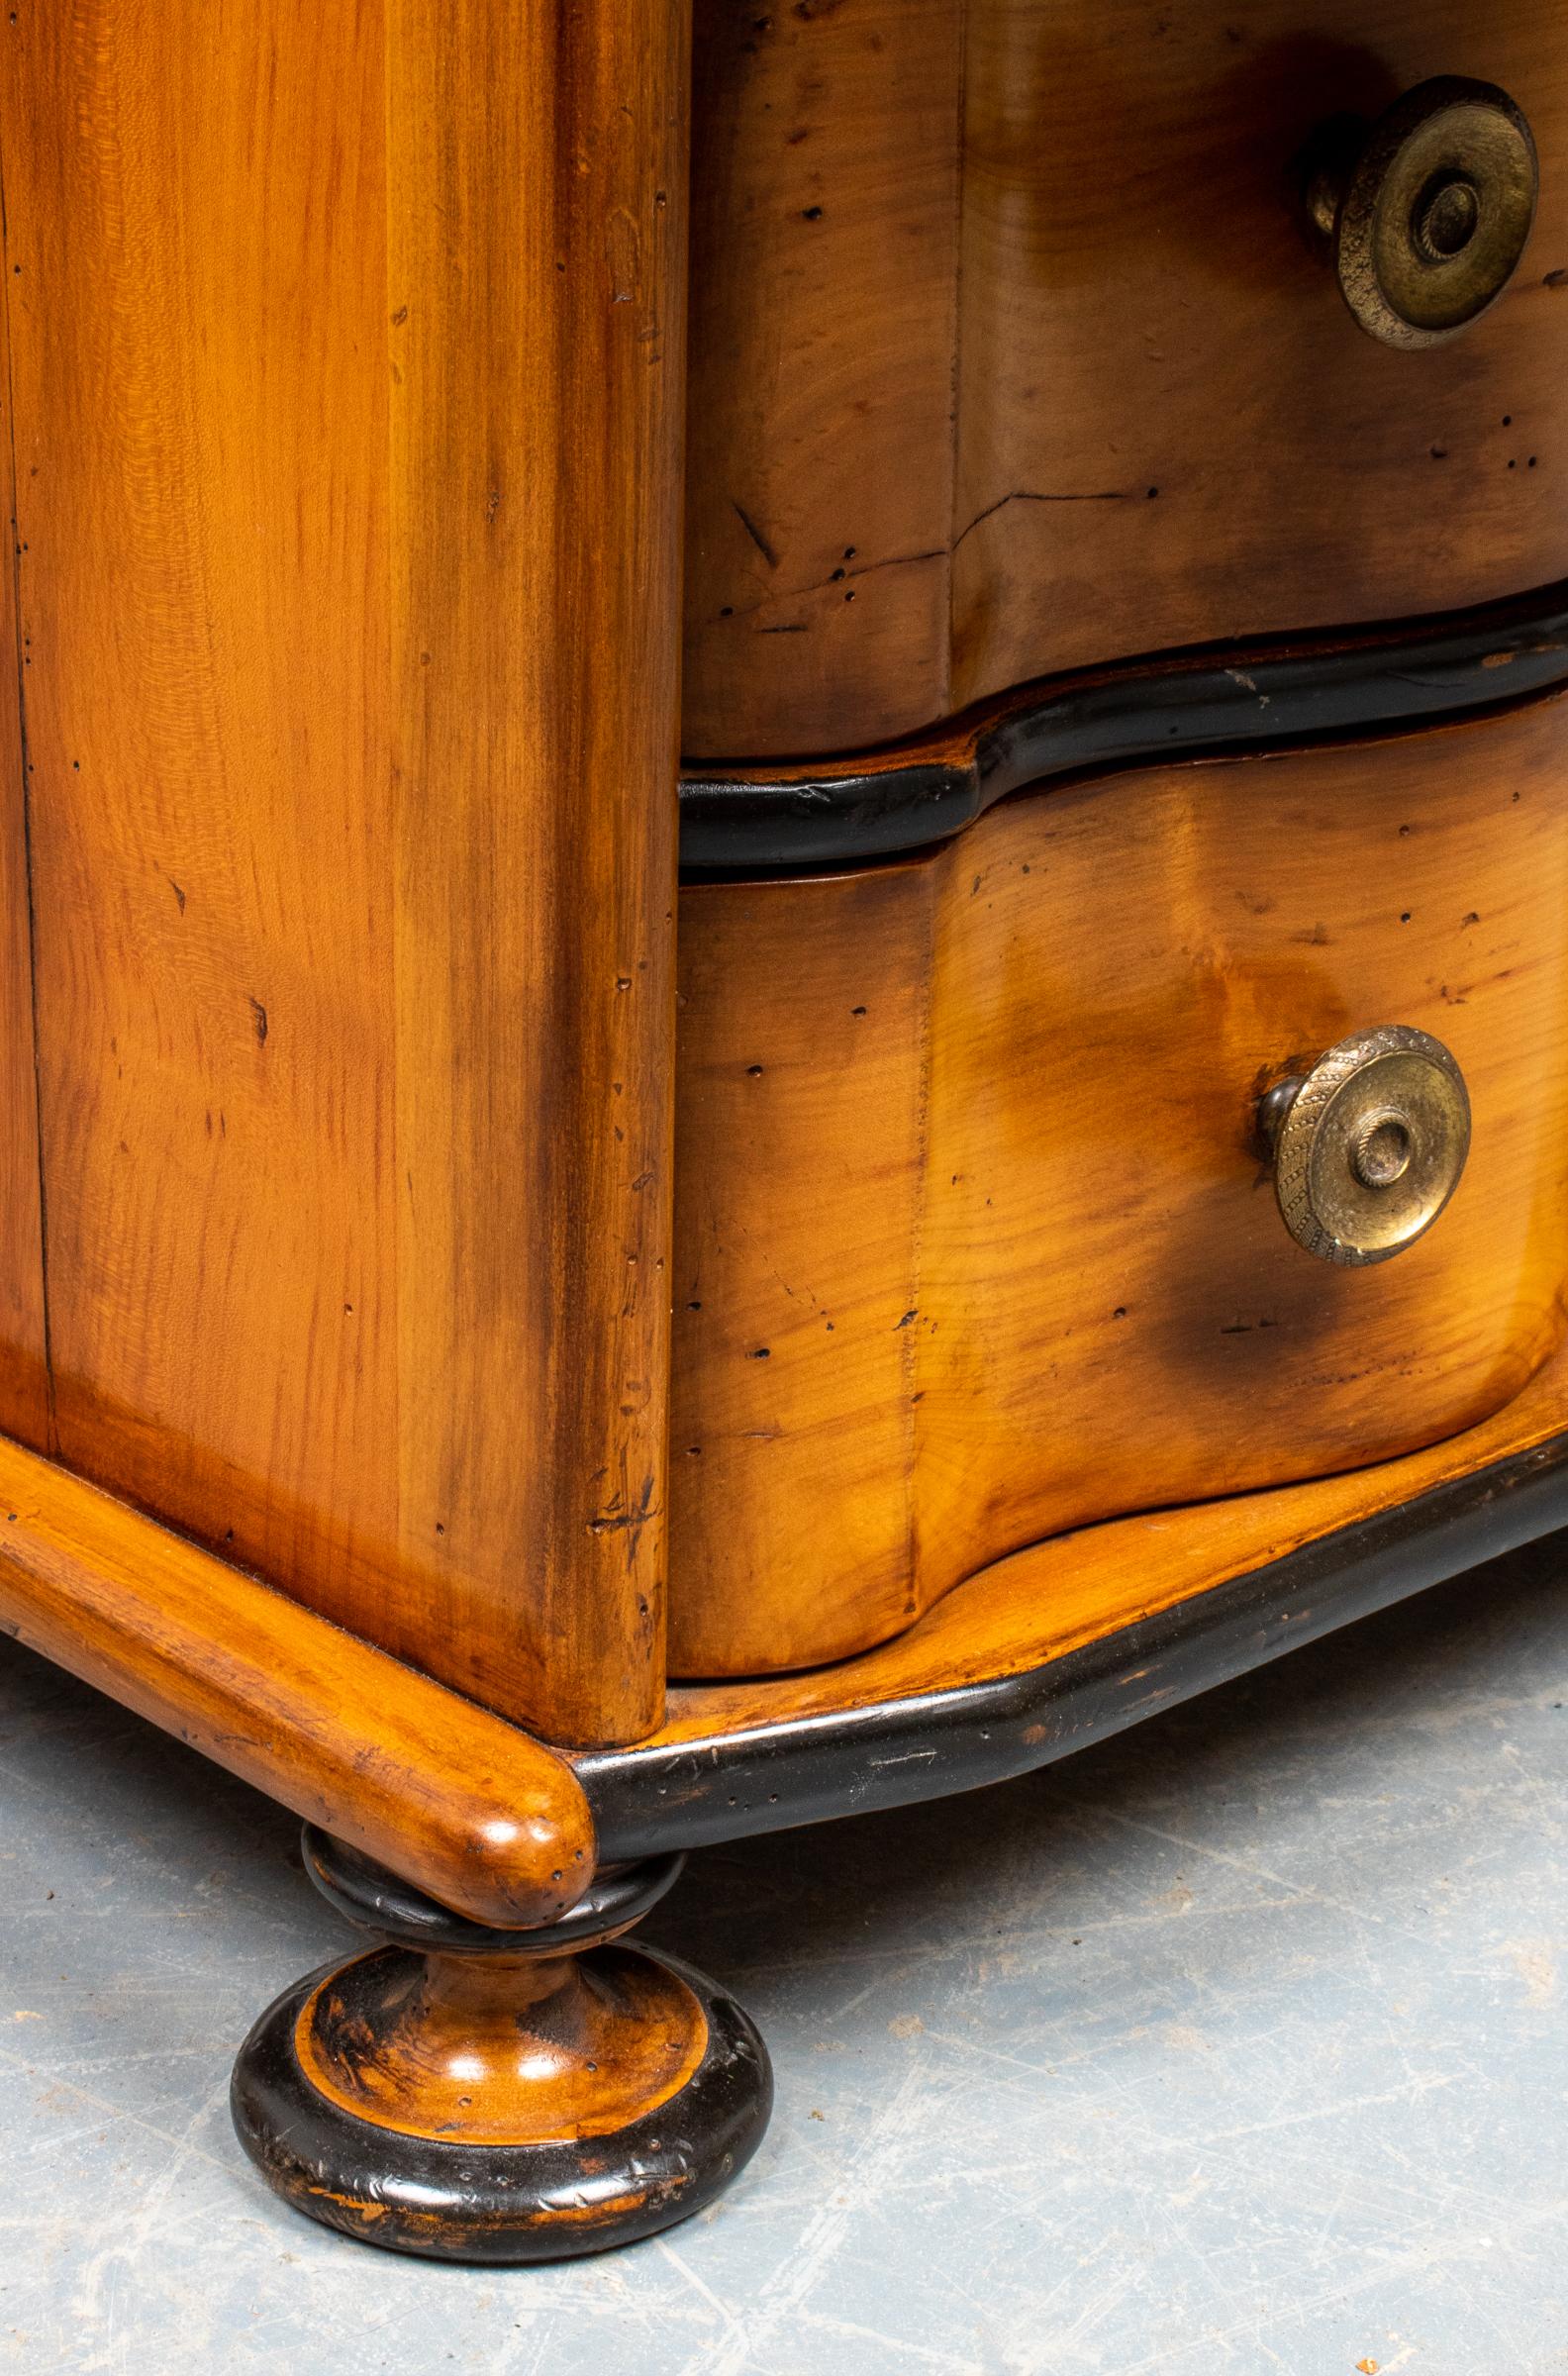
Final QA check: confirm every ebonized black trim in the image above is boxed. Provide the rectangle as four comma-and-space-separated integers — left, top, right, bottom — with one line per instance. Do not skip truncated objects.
233, 1947, 771, 2263
679, 579, 1568, 870
577, 1425, 1568, 1862
303, 1828, 685, 1954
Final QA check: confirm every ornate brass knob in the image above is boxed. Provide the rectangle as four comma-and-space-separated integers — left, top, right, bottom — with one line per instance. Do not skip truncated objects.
1258, 1026, 1470, 1266
1303, 77, 1538, 348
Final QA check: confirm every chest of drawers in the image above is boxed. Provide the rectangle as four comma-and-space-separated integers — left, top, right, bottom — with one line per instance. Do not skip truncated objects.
0, 0, 1565, 2263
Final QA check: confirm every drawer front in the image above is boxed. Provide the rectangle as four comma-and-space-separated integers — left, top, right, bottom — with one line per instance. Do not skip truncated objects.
683, 0, 1568, 760
669, 691, 1568, 1675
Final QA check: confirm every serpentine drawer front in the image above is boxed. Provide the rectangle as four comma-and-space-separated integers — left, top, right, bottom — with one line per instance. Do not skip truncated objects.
683, 0, 1568, 758
667, 690, 1568, 1677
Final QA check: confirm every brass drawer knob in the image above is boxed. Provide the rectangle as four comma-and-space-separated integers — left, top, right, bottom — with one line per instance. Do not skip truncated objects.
1258, 1026, 1471, 1266
1303, 77, 1538, 348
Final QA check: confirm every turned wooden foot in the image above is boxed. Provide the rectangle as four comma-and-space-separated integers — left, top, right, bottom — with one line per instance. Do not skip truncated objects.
231, 1828, 771, 2261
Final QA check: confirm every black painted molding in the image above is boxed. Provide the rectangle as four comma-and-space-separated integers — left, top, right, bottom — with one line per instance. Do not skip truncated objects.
577, 1426, 1568, 1861
679, 579, 1568, 870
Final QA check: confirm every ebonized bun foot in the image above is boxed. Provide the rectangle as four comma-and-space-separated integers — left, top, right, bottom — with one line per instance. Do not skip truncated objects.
231, 1828, 771, 2262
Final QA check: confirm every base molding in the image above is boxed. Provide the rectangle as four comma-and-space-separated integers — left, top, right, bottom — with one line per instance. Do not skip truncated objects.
577, 1338, 1568, 1858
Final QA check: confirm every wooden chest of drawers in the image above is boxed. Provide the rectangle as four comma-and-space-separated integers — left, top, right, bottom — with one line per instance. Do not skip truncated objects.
1, 0, 1566, 2264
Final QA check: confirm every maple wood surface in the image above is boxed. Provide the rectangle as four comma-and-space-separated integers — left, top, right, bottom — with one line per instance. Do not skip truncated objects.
669, 692, 1568, 1675
0, 1433, 595, 1928
0, 0, 688, 1745
682, 0, 1568, 759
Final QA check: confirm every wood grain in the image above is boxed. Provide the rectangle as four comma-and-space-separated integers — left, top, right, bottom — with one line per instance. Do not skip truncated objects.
668, 691, 1568, 1674
677, 578, 1568, 869
682, 0, 1568, 758
651, 1309, 1568, 1743
234, 1833, 773, 2259
0, 0, 687, 1743
298, 1946, 708, 2146
670, 865, 935, 1665
681, 0, 963, 757
384, 0, 687, 1742
0, 1432, 594, 1928
3, 0, 402, 1682
0, 251, 47, 1452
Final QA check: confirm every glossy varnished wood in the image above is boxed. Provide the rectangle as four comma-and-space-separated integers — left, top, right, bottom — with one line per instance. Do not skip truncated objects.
233, 1832, 772, 2261
2, 0, 399, 1679
297, 1944, 707, 2147
0, 0, 687, 1742
0, 1433, 594, 1928
683, 0, 1568, 758
681, 0, 963, 757
669, 692, 1568, 1674
0, 259, 46, 1451
384, 0, 687, 1742
671, 864, 934, 1661
680, 577, 1568, 868
584, 1321, 1568, 1854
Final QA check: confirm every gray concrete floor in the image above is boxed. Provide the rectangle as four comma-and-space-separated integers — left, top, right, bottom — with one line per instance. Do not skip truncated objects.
2, 1537, 1566, 2376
